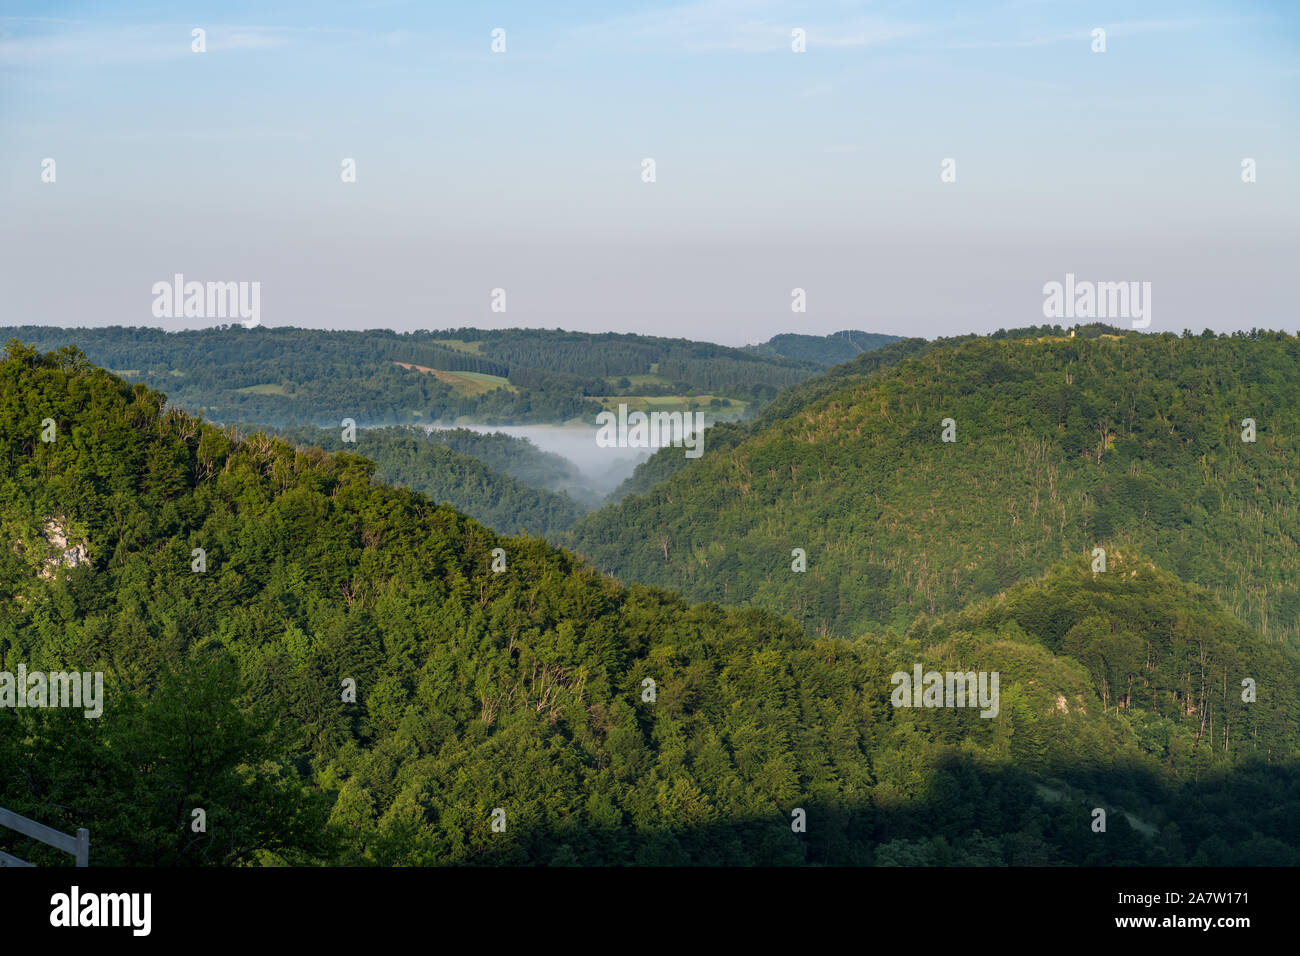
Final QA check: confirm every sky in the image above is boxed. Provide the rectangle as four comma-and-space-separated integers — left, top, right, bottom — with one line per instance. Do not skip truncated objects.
1, 0, 1297, 345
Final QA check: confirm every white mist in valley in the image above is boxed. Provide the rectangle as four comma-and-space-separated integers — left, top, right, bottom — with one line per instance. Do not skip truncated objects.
425, 420, 709, 497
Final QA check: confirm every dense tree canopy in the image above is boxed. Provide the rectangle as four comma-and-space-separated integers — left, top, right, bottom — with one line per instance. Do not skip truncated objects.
253, 423, 590, 539
572, 330, 1300, 646
746, 330, 903, 366
0, 326, 834, 427
1, 340, 1297, 867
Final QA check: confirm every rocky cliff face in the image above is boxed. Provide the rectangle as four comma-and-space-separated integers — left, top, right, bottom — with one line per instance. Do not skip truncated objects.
14, 517, 91, 580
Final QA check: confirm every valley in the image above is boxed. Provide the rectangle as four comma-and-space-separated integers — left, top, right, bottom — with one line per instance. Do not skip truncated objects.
1, 329, 1297, 867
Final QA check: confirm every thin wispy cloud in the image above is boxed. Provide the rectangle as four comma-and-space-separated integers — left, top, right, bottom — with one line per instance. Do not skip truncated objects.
0, 15, 91, 25
0, 20, 386, 67
0, 23, 291, 66
576, 0, 920, 54
944, 30, 1089, 51
940, 16, 1264, 51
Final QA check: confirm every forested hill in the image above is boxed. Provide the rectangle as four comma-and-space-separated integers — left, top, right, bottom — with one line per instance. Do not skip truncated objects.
570, 330, 1300, 645
605, 325, 1093, 501
243, 423, 589, 539
0, 325, 834, 427
414, 427, 593, 499
1, 342, 1297, 866
0, 343, 1294, 868
746, 330, 902, 366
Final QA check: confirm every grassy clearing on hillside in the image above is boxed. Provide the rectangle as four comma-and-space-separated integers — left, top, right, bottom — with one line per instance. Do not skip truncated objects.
393, 362, 515, 396
236, 383, 291, 396
430, 338, 484, 354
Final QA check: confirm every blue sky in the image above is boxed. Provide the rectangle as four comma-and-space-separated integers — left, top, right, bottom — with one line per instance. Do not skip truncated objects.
2, 0, 1297, 343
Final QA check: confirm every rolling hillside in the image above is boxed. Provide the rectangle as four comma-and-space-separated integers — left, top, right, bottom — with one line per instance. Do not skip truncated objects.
0, 326, 833, 427
570, 330, 1300, 645
245, 423, 588, 539
746, 330, 903, 366
3, 341, 1297, 866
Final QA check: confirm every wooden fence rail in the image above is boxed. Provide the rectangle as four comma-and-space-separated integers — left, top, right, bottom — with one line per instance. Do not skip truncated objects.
0, 807, 88, 867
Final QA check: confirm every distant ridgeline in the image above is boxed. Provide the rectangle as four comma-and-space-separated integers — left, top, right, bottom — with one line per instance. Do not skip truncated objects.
0, 326, 857, 427
746, 330, 903, 366
572, 328, 1300, 647
2, 341, 1298, 867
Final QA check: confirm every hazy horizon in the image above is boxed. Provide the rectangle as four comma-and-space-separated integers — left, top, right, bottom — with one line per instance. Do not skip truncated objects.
3, 0, 1297, 345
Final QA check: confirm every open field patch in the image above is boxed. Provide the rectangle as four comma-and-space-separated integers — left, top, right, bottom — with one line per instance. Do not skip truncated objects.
236, 383, 291, 396
394, 362, 515, 395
